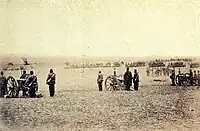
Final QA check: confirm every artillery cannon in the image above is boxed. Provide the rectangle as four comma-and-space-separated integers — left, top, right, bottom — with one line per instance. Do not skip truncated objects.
104, 75, 126, 91
175, 73, 190, 86
6, 76, 39, 98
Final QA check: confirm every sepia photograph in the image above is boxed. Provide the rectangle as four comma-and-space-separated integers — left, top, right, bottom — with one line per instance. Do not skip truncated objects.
1, 0, 200, 130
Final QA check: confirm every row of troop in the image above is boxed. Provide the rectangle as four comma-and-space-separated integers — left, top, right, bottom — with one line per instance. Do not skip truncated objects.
0, 69, 56, 98
170, 69, 200, 86
146, 67, 171, 76
97, 68, 140, 91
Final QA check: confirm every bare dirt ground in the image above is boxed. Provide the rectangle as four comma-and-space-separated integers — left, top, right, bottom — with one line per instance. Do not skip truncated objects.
0, 65, 200, 131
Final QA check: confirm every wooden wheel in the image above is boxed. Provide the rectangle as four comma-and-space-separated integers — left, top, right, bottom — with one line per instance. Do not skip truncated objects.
105, 76, 115, 91
6, 76, 19, 98
105, 75, 125, 91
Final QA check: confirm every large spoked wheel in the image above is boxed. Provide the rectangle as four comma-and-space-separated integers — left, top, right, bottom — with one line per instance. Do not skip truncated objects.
7, 76, 19, 98
105, 75, 125, 91
105, 76, 115, 91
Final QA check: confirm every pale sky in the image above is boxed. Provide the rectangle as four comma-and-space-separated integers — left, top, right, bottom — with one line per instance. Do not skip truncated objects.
0, 0, 200, 57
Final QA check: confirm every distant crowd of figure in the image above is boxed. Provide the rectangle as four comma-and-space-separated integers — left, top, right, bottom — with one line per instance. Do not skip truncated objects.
0, 69, 56, 98
146, 67, 171, 77
97, 67, 140, 91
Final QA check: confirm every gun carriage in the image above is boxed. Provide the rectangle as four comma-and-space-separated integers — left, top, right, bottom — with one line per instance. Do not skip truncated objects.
104, 74, 126, 91
175, 73, 198, 86
175, 73, 190, 86
6, 76, 38, 98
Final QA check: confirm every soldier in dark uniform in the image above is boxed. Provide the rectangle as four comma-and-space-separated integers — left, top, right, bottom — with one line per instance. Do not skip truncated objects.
198, 70, 200, 87
124, 67, 132, 91
189, 69, 193, 86
114, 71, 117, 77
133, 69, 139, 91
20, 70, 28, 96
177, 70, 182, 86
46, 69, 56, 97
25, 71, 38, 98
194, 70, 197, 85
0, 71, 7, 97
97, 71, 103, 91
20, 70, 28, 79
146, 68, 150, 76
170, 70, 176, 86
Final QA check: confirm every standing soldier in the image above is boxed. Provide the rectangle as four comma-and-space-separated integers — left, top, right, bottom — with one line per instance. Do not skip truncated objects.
20, 70, 28, 96
194, 70, 197, 85
189, 69, 193, 86
0, 71, 7, 97
198, 70, 200, 87
146, 68, 150, 76
124, 67, 132, 91
177, 70, 182, 86
25, 71, 38, 98
20, 70, 28, 79
46, 69, 56, 97
113, 71, 118, 90
97, 71, 103, 91
133, 69, 139, 91
114, 71, 117, 77
170, 70, 176, 86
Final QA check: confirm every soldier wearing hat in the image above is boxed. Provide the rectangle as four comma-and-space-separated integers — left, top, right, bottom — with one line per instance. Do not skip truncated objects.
25, 70, 38, 98
133, 69, 139, 91
46, 69, 56, 97
124, 67, 132, 91
0, 71, 7, 97
97, 71, 103, 91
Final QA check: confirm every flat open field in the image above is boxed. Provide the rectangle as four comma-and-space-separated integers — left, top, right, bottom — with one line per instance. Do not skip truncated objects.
1, 63, 200, 131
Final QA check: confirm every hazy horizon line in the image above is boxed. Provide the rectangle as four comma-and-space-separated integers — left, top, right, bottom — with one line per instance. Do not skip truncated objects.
0, 53, 199, 58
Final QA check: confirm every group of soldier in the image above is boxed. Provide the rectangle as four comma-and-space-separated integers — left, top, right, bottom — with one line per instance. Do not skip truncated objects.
170, 69, 200, 86
146, 67, 171, 77
20, 70, 38, 97
0, 69, 56, 98
97, 67, 140, 91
